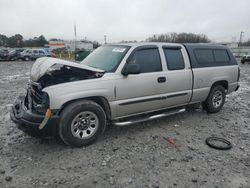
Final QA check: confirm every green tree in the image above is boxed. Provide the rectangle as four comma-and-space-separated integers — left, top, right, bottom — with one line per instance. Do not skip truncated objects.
7, 34, 24, 47
23, 35, 48, 47
0, 34, 8, 47
92, 41, 100, 49
242, 39, 250, 46
37, 35, 48, 46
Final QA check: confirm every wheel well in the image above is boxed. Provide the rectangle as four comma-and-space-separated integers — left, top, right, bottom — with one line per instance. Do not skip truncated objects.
203, 80, 228, 103
58, 96, 111, 121
211, 80, 228, 91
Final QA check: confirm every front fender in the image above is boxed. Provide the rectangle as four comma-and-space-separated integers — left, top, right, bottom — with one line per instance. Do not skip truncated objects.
43, 81, 114, 110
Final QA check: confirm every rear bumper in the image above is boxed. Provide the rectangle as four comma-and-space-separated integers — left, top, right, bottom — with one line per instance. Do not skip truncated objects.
10, 96, 59, 136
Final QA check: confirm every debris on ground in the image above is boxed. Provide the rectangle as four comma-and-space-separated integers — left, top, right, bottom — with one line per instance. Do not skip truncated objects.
167, 138, 175, 145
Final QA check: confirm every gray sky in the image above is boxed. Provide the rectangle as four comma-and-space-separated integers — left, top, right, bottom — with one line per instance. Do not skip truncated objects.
0, 0, 249, 43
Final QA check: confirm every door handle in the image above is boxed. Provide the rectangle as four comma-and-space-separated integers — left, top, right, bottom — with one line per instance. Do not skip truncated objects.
157, 77, 166, 83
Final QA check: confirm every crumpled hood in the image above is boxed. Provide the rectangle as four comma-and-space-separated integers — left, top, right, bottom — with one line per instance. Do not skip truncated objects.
30, 57, 104, 82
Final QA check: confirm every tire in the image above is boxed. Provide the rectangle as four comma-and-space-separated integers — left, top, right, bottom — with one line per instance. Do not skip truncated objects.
241, 60, 245, 64
202, 85, 226, 113
58, 100, 106, 147
24, 56, 30, 61
205, 137, 232, 150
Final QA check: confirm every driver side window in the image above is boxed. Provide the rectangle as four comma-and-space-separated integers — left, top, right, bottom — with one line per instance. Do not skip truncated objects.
128, 48, 162, 73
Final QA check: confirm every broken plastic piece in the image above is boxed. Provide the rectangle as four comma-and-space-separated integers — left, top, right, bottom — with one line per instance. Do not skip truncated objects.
167, 138, 175, 145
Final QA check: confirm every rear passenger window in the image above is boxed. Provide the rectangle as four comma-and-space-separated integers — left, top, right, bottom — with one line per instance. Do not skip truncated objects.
194, 49, 214, 64
129, 48, 162, 73
213, 50, 230, 62
163, 48, 185, 70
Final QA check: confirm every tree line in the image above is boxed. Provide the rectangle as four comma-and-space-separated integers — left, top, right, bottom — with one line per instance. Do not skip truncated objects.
0, 32, 211, 48
0, 34, 48, 48
0, 34, 101, 49
146, 32, 211, 43
240, 39, 250, 47
2, 32, 249, 48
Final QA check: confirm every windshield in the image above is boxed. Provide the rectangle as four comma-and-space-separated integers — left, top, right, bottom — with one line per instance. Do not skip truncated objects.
81, 45, 130, 72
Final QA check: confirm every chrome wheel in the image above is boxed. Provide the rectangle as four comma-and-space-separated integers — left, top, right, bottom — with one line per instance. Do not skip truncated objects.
71, 111, 99, 139
212, 90, 223, 108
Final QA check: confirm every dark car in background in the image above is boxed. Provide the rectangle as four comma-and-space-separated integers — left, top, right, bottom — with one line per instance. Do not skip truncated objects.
241, 55, 250, 64
0, 49, 9, 61
20, 48, 51, 61
7, 49, 23, 61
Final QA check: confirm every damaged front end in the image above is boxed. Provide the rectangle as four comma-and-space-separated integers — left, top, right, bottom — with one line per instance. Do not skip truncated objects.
10, 57, 105, 136
35, 63, 104, 88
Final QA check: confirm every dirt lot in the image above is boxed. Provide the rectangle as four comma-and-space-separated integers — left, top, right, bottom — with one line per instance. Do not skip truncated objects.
0, 60, 249, 188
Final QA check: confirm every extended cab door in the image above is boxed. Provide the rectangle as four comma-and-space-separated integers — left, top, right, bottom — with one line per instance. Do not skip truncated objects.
115, 46, 170, 118
160, 46, 192, 107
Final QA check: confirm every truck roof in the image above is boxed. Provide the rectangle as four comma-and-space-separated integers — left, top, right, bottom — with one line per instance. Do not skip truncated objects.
107, 42, 236, 68
107, 42, 227, 49
107, 42, 183, 47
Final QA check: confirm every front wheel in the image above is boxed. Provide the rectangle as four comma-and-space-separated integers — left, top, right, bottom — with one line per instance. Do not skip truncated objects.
58, 100, 106, 147
202, 85, 226, 113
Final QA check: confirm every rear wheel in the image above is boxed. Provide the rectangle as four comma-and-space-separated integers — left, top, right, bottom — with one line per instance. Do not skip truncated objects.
202, 85, 226, 113
58, 100, 106, 147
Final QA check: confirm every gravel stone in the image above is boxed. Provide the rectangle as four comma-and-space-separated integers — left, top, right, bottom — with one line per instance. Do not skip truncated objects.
5, 176, 12, 182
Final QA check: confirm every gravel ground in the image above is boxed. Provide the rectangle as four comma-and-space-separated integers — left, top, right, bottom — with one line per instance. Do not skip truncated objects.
0, 60, 249, 188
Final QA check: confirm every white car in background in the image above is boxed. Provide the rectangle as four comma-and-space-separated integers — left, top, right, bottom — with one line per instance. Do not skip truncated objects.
20, 48, 51, 61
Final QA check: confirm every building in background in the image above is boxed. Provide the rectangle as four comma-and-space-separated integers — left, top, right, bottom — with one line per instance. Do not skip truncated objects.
65, 40, 93, 51
48, 40, 93, 51
47, 40, 65, 50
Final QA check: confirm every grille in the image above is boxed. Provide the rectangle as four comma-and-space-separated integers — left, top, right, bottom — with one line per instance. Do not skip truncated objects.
26, 81, 48, 115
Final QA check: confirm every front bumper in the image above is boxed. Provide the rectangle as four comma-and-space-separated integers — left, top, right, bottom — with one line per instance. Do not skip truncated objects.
10, 96, 59, 137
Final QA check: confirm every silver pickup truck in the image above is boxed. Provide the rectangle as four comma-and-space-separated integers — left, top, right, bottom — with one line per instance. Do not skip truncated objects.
10, 42, 240, 147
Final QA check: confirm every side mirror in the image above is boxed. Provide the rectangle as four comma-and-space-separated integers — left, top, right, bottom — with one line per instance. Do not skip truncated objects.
122, 63, 140, 76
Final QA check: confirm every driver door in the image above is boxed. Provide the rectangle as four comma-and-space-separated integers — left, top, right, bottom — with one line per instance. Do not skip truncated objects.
115, 46, 167, 118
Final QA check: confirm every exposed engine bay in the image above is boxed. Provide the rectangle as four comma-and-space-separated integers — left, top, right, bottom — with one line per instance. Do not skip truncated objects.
37, 64, 104, 88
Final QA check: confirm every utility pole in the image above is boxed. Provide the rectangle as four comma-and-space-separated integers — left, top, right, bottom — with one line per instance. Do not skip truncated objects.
74, 24, 77, 51
238, 31, 244, 58
239, 31, 244, 46
104, 35, 107, 44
